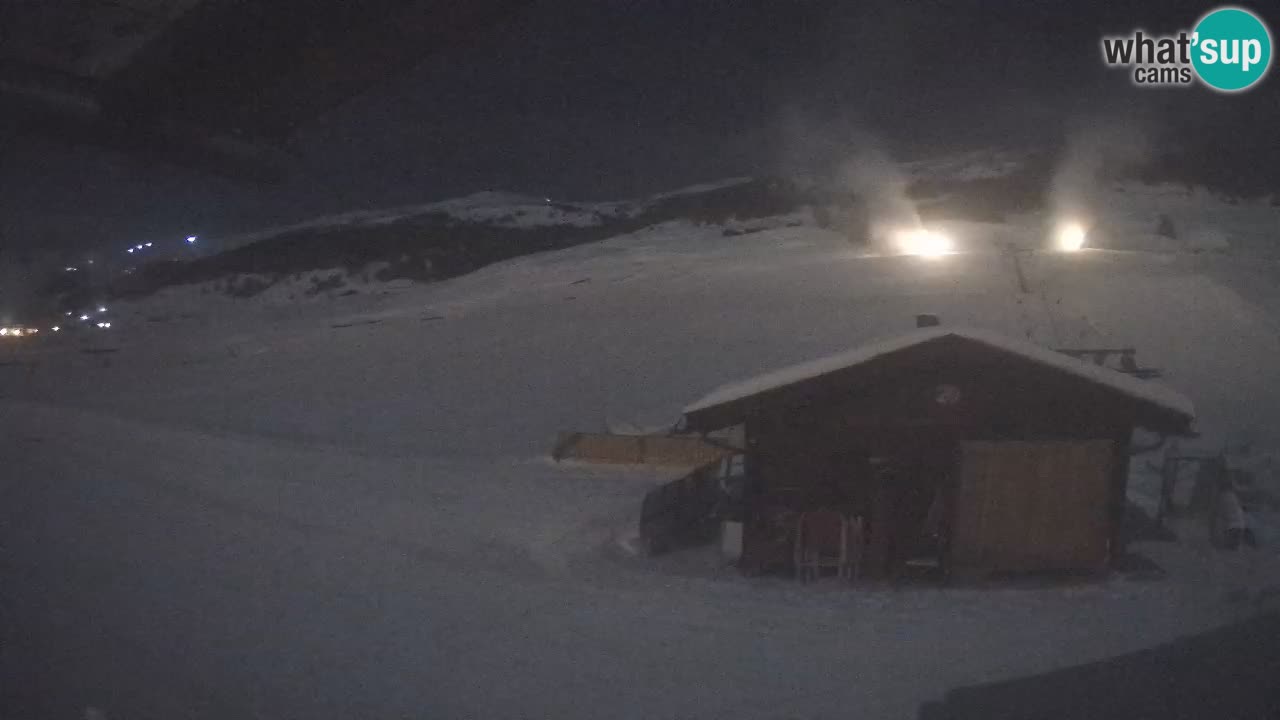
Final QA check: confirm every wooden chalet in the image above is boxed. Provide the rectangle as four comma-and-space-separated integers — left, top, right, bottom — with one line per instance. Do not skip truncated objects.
681, 326, 1195, 581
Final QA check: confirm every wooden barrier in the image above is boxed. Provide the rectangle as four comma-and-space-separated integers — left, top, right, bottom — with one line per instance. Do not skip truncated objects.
551, 431, 731, 467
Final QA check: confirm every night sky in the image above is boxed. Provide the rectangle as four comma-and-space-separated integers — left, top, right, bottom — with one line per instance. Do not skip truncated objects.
0, 0, 1275, 260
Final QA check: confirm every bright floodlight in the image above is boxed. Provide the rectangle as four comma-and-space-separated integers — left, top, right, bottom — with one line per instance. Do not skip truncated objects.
127, 248, 135, 253
186, 236, 197, 244
145, 242, 153, 247
896, 228, 955, 258
79, 314, 90, 321
97, 306, 107, 313
1056, 222, 1087, 252
52, 326, 60, 332
0, 328, 8, 336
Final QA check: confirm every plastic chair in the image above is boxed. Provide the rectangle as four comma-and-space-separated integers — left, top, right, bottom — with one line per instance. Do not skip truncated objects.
794, 511, 852, 582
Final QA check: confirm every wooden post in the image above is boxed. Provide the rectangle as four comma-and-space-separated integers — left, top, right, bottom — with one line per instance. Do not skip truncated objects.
1109, 428, 1133, 565
1157, 438, 1180, 526
865, 469, 895, 580
739, 414, 759, 571
939, 442, 963, 583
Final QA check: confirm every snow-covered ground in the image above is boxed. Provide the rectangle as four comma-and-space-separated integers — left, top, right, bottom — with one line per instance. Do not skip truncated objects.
3, 181, 1280, 719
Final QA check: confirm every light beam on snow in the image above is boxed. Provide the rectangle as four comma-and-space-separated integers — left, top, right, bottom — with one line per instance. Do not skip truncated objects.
1056, 221, 1088, 252
895, 228, 954, 258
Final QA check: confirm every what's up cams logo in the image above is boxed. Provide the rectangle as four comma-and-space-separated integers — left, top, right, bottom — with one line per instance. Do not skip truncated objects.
1102, 6, 1272, 92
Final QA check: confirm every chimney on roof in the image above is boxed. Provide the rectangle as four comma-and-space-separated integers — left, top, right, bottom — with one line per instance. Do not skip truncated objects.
916, 314, 941, 328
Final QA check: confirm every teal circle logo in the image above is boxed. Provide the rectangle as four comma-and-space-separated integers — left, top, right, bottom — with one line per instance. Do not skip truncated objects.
1192, 7, 1272, 92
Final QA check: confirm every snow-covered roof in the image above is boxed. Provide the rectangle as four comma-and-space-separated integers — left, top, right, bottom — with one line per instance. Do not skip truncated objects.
684, 326, 1195, 419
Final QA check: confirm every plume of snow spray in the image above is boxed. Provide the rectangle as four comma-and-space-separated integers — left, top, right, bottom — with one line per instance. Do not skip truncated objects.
835, 140, 922, 245
778, 110, 920, 247
1049, 119, 1151, 227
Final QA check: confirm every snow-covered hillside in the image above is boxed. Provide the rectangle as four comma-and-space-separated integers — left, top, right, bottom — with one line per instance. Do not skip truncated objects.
3, 171, 1279, 719
221, 191, 619, 248
23, 209, 1280, 455
211, 178, 763, 254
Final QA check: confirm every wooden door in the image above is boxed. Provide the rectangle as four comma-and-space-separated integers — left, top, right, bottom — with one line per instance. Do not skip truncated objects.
863, 428, 957, 579
952, 440, 1113, 575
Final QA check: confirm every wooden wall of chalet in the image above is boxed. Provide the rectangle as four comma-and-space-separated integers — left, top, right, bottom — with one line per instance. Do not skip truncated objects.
731, 337, 1151, 575
952, 440, 1114, 576
741, 340, 1142, 492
